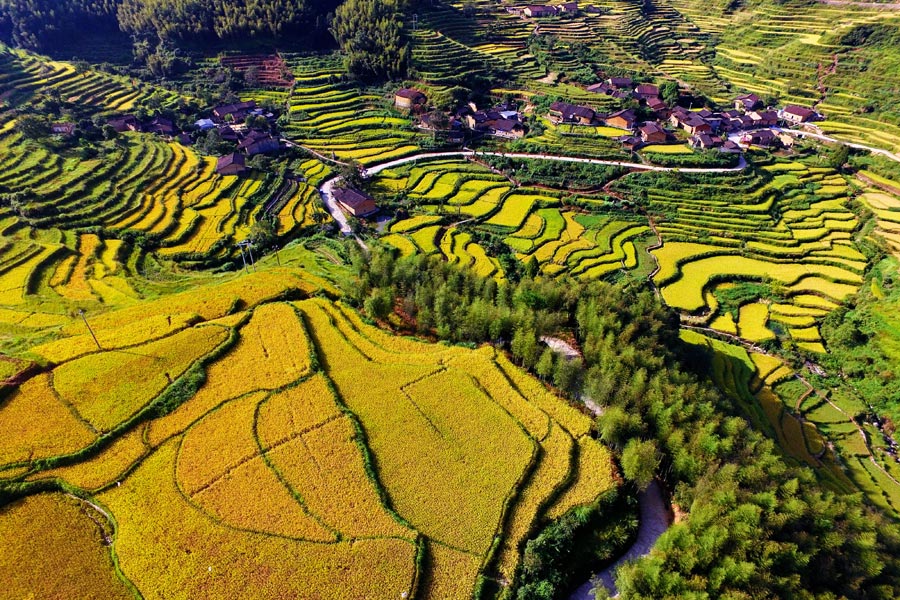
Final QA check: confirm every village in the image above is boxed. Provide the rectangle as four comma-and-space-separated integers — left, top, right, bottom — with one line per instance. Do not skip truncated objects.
398, 82, 823, 155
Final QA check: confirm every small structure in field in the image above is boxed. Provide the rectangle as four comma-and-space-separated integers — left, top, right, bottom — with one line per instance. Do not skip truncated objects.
216, 152, 247, 176
741, 129, 779, 148
548, 101, 596, 125
146, 117, 176, 137
394, 88, 427, 110
213, 101, 257, 123
633, 83, 660, 100
108, 115, 142, 133
639, 122, 667, 143
734, 93, 762, 112
523, 5, 558, 17
491, 119, 526, 139
605, 108, 636, 130
333, 186, 378, 218
781, 105, 819, 124
238, 130, 280, 156
50, 122, 75, 136
690, 133, 722, 149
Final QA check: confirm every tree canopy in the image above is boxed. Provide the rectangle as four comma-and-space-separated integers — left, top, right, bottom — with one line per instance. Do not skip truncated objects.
330, 0, 409, 81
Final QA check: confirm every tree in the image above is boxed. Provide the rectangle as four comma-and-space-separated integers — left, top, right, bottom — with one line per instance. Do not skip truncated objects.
15, 115, 49, 140
553, 356, 582, 398
364, 288, 392, 320
330, 0, 409, 81
660, 80, 680, 106
244, 65, 260, 87
620, 438, 659, 491
339, 159, 366, 190
249, 214, 278, 249
535, 348, 555, 381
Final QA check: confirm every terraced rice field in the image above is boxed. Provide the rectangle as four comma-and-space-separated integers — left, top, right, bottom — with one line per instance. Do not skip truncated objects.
673, 0, 900, 154
0, 258, 617, 598
0, 47, 180, 112
278, 55, 425, 166
0, 123, 330, 279
377, 159, 656, 280
612, 157, 866, 350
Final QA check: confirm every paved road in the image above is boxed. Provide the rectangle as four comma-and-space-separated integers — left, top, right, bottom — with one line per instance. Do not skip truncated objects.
319, 176, 352, 234
776, 128, 900, 164
363, 150, 747, 177
321, 150, 747, 234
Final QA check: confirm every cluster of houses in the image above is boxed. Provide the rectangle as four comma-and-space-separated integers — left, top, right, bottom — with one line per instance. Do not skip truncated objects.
98, 100, 281, 176
193, 101, 281, 175
548, 82, 821, 151
395, 88, 528, 141
394, 82, 822, 154
515, 2, 579, 17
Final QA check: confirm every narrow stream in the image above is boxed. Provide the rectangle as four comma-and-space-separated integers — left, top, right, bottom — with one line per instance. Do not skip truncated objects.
539, 336, 674, 598
568, 481, 671, 599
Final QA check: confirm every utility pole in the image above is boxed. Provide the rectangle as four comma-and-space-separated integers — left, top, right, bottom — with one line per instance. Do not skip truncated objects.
247, 243, 256, 270
275, 245, 282, 266
238, 240, 256, 272
78, 310, 102, 350
237, 244, 249, 274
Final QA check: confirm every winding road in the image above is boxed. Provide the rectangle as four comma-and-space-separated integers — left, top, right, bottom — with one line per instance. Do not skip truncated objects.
318, 150, 748, 234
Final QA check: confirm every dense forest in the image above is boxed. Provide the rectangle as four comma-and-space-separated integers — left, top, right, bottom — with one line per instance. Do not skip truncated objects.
0, 0, 119, 50
350, 247, 900, 599
0, 0, 409, 79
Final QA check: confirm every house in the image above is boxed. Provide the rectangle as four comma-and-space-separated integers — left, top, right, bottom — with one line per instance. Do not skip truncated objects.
559, 1, 579, 13
491, 119, 527, 139
681, 114, 712, 136
633, 83, 660, 100
668, 106, 690, 128
146, 117, 176, 137
50, 122, 75, 136
608, 77, 633, 90
394, 88, 427, 110
216, 153, 246, 176
690, 133, 721, 149
238, 131, 280, 156
720, 140, 742, 153
548, 101, 595, 125
617, 135, 643, 150
605, 109, 636, 130
212, 101, 257, 122
741, 129, 779, 147
748, 110, 779, 128
523, 5, 558, 17
195, 118, 216, 131
646, 96, 668, 117
333, 186, 378, 217
586, 82, 609, 94
781, 105, 818, 124
108, 115, 141, 133
639, 122, 667, 143
219, 126, 239, 142
734, 93, 762, 112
